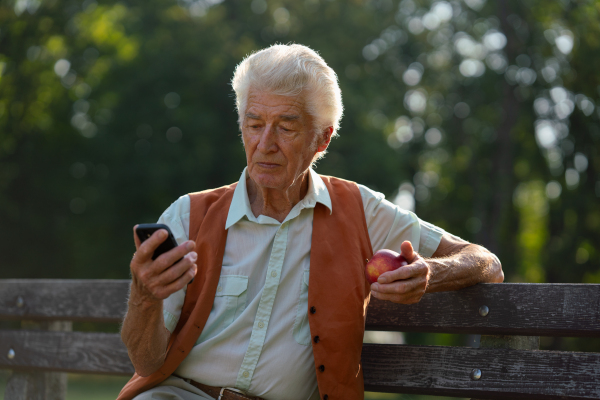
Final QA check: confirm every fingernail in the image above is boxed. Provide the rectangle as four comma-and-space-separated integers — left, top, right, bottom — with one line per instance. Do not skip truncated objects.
159, 230, 167, 238
371, 283, 378, 291
378, 277, 387, 284
189, 252, 197, 261
186, 241, 194, 250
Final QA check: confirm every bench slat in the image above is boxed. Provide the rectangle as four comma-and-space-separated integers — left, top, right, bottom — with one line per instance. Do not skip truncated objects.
362, 343, 600, 400
0, 280, 130, 323
1, 280, 599, 337
2, 330, 599, 400
366, 283, 600, 337
0, 330, 133, 375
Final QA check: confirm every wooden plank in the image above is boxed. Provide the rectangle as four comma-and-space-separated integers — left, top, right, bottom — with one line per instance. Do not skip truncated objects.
2, 328, 600, 399
366, 283, 600, 337
0, 330, 134, 375
0, 280, 130, 323
362, 344, 600, 400
1, 280, 599, 336
4, 321, 71, 400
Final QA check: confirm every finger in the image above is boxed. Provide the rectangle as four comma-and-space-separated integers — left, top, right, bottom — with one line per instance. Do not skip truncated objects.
156, 251, 198, 286
136, 229, 169, 262
154, 241, 196, 273
158, 263, 197, 299
401, 241, 417, 263
371, 275, 424, 295
377, 260, 426, 283
133, 225, 142, 250
371, 289, 422, 304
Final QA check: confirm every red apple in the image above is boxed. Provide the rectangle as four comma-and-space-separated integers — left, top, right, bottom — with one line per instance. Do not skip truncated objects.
365, 249, 409, 284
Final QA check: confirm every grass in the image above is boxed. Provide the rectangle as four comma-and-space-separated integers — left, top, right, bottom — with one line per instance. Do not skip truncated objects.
64, 374, 131, 400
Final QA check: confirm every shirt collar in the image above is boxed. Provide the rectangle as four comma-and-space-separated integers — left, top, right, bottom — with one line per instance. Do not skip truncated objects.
225, 167, 332, 229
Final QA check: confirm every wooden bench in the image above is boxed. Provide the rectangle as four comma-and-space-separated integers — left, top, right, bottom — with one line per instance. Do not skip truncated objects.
1, 279, 599, 399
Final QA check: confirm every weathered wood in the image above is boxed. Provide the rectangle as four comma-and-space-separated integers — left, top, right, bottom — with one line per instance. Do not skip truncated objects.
4, 321, 71, 400
2, 281, 599, 337
0, 330, 134, 375
5, 371, 67, 400
366, 283, 600, 337
2, 280, 598, 337
471, 336, 540, 400
0, 280, 130, 323
362, 344, 600, 400
0, 279, 599, 399
5, 372, 32, 400
3, 328, 599, 400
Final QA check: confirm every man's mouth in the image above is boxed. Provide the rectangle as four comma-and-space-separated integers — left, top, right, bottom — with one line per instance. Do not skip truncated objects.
256, 162, 280, 168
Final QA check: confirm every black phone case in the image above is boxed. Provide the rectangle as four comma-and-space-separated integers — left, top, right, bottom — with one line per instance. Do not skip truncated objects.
135, 223, 192, 284
135, 223, 180, 260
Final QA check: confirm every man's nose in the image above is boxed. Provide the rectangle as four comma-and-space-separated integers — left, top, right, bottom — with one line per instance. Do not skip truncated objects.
257, 124, 278, 153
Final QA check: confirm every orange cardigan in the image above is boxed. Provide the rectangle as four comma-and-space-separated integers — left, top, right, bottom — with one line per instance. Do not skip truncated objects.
117, 175, 373, 400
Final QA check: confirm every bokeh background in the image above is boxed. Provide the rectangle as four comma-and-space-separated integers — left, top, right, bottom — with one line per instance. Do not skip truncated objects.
1, 0, 599, 398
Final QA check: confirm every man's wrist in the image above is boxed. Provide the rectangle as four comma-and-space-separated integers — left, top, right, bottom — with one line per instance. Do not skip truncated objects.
128, 285, 162, 310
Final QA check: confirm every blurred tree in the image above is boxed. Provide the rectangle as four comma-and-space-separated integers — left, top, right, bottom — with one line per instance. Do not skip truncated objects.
0, 0, 395, 278
0, 0, 598, 287
360, 0, 600, 283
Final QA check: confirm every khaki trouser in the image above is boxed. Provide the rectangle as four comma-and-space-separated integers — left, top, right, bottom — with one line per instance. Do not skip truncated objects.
132, 376, 215, 400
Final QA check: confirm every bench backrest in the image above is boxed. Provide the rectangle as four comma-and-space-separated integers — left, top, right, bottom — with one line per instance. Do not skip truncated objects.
1, 280, 599, 399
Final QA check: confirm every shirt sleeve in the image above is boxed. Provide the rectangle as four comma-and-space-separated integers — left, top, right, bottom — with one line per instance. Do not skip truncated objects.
358, 184, 445, 258
157, 194, 191, 333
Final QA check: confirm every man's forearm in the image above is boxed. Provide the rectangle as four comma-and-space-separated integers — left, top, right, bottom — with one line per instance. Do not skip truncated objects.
426, 244, 503, 293
120, 286, 171, 377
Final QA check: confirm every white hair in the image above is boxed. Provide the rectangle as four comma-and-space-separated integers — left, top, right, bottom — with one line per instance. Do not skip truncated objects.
231, 44, 343, 162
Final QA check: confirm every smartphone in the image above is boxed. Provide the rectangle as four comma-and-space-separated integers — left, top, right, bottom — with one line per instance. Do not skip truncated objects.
135, 223, 193, 284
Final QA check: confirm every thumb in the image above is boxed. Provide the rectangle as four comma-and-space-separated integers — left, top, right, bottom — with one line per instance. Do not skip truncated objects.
400, 241, 416, 263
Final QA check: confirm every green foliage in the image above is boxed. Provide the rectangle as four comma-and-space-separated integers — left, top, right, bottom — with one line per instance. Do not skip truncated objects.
0, 0, 598, 285
513, 180, 548, 282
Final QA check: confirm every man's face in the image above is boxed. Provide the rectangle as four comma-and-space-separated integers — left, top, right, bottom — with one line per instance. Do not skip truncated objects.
242, 90, 324, 191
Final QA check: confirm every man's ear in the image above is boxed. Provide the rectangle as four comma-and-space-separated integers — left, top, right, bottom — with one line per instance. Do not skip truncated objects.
316, 126, 333, 152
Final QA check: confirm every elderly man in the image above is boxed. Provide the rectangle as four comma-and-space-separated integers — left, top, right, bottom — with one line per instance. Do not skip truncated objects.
118, 44, 503, 400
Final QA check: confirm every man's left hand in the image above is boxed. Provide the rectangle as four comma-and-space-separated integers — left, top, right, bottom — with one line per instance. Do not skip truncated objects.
370, 241, 430, 304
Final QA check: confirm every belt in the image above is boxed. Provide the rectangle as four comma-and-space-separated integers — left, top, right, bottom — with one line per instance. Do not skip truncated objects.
173, 375, 264, 400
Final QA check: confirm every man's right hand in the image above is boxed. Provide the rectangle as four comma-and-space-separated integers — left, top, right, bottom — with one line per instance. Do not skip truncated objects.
122, 225, 196, 376
130, 225, 197, 303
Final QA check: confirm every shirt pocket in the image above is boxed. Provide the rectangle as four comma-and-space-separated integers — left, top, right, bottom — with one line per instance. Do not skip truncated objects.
197, 275, 249, 343
293, 269, 311, 346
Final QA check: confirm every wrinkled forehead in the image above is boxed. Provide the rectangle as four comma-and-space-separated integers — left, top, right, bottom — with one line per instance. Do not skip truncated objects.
244, 89, 309, 122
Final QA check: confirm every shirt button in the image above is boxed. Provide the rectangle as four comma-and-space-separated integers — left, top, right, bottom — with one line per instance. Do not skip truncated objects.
242, 371, 249, 378
310, 306, 316, 314
323, 395, 328, 400
319, 365, 325, 372
271, 270, 277, 277
313, 336, 320, 343
258, 321, 264, 329
217, 286, 223, 292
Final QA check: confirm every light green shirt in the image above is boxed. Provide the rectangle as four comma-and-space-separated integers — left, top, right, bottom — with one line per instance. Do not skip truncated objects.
158, 168, 444, 400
